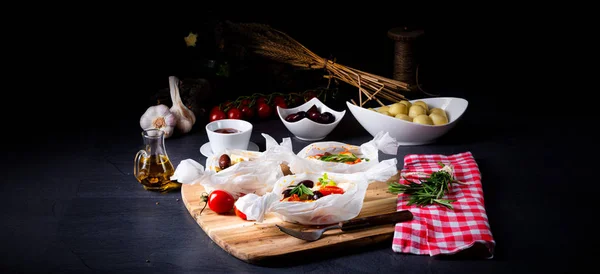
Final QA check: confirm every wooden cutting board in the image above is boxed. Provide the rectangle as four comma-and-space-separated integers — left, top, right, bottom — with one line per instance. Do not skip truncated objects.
181, 175, 400, 265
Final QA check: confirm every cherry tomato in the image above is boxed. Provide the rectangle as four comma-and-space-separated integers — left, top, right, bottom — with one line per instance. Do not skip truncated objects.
257, 103, 272, 119
207, 190, 235, 214
319, 186, 345, 196
256, 96, 268, 105
289, 96, 303, 107
275, 100, 287, 109
234, 205, 247, 220
273, 95, 285, 104
240, 105, 255, 120
304, 90, 317, 102
240, 99, 251, 106
209, 109, 226, 122
227, 107, 243, 119
210, 106, 222, 115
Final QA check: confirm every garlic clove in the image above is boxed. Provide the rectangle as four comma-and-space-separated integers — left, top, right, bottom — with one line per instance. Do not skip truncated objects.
140, 104, 177, 138
169, 76, 196, 134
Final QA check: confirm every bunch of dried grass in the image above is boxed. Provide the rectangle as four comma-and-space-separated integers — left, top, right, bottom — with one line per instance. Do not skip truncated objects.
226, 21, 412, 107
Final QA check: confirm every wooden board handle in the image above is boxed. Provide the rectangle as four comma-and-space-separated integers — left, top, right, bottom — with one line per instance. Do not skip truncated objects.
339, 210, 413, 231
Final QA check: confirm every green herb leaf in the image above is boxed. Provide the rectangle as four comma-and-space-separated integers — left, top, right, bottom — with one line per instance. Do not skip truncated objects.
387, 168, 458, 210
318, 173, 337, 186
290, 183, 314, 196
319, 153, 358, 163
433, 199, 455, 209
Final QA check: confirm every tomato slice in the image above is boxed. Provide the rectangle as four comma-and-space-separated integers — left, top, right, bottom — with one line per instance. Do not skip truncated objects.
234, 205, 247, 220
319, 186, 344, 196
287, 194, 300, 202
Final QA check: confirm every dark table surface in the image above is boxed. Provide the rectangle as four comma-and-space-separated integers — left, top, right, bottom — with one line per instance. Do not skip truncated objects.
3, 89, 585, 273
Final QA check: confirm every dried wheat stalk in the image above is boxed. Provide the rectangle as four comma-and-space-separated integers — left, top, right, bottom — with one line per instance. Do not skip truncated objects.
226, 21, 412, 107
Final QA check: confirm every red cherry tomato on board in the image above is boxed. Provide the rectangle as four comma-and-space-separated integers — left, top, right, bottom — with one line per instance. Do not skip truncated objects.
234, 205, 247, 220
227, 107, 243, 119
207, 190, 235, 214
257, 103, 272, 119
209, 109, 226, 122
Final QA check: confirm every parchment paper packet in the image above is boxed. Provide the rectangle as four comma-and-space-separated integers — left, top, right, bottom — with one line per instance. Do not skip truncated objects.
171, 135, 293, 198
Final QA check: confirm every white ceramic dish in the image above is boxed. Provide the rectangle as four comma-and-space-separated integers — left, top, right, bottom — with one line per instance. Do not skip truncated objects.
277, 97, 346, 141
346, 97, 468, 146
200, 141, 259, 157
205, 119, 253, 155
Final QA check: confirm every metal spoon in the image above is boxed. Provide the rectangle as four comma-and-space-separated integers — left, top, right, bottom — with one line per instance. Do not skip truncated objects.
275, 210, 413, 242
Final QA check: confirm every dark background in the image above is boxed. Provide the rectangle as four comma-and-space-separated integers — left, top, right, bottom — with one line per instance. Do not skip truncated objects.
4, 5, 590, 273
11, 4, 517, 137
133, 7, 497, 104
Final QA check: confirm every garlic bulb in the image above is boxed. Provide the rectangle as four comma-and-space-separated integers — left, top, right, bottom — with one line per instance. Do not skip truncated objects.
139, 104, 177, 138
169, 76, 196, 134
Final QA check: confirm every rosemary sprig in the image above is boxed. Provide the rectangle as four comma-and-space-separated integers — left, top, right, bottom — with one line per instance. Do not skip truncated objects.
387, 163, 458, 209
319, 153, 359, 163
290, 183, 313, 196
319, 152, 370, 163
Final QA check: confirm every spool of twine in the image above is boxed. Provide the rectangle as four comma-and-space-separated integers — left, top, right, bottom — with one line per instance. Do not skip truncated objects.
387, 27, 424, 92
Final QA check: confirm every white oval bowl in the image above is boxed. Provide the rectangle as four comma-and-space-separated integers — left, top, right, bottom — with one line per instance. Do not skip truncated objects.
346, 97, 468, 146
277, 97, 346, 141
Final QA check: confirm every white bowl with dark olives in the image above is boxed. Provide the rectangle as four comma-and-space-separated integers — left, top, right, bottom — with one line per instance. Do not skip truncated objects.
277, 97, 345, 141
346, 97, 468, 146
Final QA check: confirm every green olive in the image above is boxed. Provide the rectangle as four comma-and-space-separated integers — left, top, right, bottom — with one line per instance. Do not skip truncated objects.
413, 114, 433, 125
429, 113, 448, 125
408, 105, 426, 118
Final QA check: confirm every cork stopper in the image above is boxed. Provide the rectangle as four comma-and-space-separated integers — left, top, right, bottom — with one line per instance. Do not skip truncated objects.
387, 26, 424, 41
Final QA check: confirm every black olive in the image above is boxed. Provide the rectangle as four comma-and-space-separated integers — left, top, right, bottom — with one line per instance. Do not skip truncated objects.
285, 114, 296, 122
297, 180, 314, 188
308, 111, 321, 122
295, 111, 306, 120
290, 113, 301, 122
313, 191, 323, 200
219, 154, 231, 170
318, 112, 335, 124
282, 189, 292, 198
286, 111, 307, 122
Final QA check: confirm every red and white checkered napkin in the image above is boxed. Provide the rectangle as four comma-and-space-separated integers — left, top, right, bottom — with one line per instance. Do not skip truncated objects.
392, 151, 495, 258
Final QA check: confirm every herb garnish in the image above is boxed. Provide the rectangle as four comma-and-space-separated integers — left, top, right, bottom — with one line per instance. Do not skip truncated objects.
387, 162, 459, 209
318, 173, 336, 186
290, 183, 314, 196
319, 153, 358, 162
319, 152, 369, 163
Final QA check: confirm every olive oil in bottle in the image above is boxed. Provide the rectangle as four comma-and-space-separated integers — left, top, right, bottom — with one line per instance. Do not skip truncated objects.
134, 129, 181, 192
135, 154, 177, 191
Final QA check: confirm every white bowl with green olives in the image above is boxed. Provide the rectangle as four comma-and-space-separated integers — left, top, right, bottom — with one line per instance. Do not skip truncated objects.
346, 97, 468, 145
